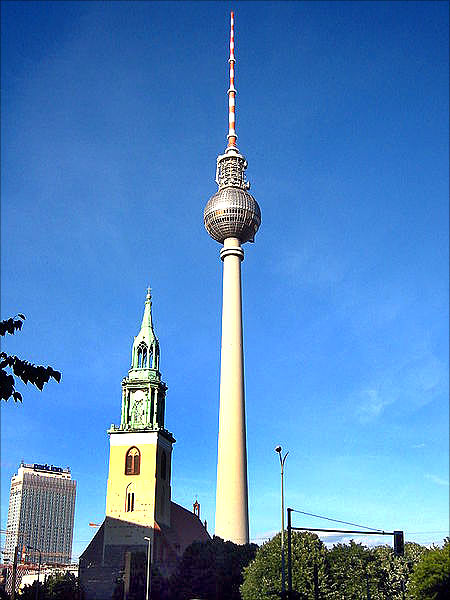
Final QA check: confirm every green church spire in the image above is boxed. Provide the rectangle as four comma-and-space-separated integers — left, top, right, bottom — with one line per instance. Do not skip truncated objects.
130, 287, 160, 374
109, 288, 172, 437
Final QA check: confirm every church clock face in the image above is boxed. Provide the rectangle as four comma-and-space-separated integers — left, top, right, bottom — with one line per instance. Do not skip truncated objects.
132, 400, 145, 423
130, 390, 147, 425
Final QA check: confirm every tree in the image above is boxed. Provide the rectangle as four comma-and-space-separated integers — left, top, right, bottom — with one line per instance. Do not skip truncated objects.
19, 581, 46, 600
408, 538, 450, 600
19, 572, 78, 600
240, 532, 327, 600
326, 540, 376, 599
45, 572, 78, 600
168, 536, 257, 600
241, 534, 430, 600
0, 315, 61, 402
372, 542, 427, 599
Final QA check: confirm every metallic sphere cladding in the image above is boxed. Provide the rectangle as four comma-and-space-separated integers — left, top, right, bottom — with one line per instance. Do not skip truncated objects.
204, 152, 261, 244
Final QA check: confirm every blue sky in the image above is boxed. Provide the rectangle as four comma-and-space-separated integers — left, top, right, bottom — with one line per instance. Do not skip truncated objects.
1, 1, 448, 560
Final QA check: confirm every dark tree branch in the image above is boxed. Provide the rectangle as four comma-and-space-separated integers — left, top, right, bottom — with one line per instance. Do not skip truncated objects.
0, 316, 61, 402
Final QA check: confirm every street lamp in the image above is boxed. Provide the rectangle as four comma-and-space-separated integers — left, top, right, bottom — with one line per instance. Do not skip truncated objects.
275, 445, 289, 597
26, 546, 42, 600
143, 536, 152, 600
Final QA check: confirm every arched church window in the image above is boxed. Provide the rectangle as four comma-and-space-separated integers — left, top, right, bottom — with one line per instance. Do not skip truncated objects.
161, 451, 167, 481
137, 342, 148, 368
125, 447, 140, 475
126, 492, 135, 512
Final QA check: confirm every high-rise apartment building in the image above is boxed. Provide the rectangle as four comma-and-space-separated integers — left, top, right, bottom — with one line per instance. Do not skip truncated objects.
4, 462, 76, 565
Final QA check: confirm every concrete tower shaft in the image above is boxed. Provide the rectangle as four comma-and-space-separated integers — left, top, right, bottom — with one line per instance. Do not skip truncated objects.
215, 237, 249, 543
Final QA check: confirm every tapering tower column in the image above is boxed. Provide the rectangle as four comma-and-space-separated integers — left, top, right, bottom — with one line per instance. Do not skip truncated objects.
204, 12, 261, 544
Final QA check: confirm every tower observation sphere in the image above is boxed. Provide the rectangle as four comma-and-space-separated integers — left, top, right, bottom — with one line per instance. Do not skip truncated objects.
204, 152, 261, 244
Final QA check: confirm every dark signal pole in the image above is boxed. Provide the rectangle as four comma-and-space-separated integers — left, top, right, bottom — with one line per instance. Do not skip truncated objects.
11, 546, 18, 600
287, 508, 292, 598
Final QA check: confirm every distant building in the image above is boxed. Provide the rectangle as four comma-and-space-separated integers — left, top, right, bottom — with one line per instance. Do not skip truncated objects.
79, 290, 209, 600
4, 462, 76, 565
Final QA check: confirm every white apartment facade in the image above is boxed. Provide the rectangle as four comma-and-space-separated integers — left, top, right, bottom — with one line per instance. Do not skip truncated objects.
4, 462, 76, 565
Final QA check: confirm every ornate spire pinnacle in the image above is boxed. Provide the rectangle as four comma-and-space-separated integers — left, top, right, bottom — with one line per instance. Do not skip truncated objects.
130, 288, 159, 373
227, 11, 237, 152
141, 286, 153, 330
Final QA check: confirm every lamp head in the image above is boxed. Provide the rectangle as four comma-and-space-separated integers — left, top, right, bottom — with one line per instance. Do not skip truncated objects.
275, 445, 282, 453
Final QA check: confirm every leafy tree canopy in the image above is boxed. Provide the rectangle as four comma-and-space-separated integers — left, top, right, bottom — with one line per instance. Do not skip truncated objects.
0, 315, 61, 402
326, 540, 374, 599
168, 536, 257, 600
19, 572, 78, 600
241, 531, 327, 600
371, 542, 429, 599
408, 538, 450, 600
241, 534, 432, 600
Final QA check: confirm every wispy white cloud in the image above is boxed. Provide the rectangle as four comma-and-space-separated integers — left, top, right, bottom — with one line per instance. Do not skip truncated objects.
251, 530, 278, 544
351, 349, 447, 423
355, 389, 391, 423
276, 245, 346, 287
412, 443, 426, 449
425, 474, 449, 487
323, 534, 389, 549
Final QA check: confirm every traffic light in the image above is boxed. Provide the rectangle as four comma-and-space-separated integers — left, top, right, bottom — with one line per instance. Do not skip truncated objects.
394, 531, 404, 556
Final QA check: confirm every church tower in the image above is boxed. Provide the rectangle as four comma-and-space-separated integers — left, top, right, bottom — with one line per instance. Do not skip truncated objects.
79, 290, 209, 597
105, 288, 175, 528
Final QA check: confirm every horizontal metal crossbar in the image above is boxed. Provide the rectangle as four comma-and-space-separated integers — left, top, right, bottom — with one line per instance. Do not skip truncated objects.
291, 526, 394, 535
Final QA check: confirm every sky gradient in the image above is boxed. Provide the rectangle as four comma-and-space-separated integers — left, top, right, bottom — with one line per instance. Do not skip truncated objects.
1, 1, 448, 560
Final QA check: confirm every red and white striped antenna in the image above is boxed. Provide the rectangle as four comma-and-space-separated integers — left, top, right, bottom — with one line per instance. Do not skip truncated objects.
227, 11, 237, 150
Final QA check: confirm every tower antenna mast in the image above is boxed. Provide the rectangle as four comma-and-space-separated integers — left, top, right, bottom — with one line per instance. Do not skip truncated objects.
227, 11, 237, 150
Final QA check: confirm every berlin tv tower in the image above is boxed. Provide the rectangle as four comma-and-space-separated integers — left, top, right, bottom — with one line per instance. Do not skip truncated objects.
204, 12, 261, 544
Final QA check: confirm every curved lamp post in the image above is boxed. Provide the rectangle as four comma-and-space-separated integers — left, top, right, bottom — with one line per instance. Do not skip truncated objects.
143, 536, 152, 600
275, 445, 289, 596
